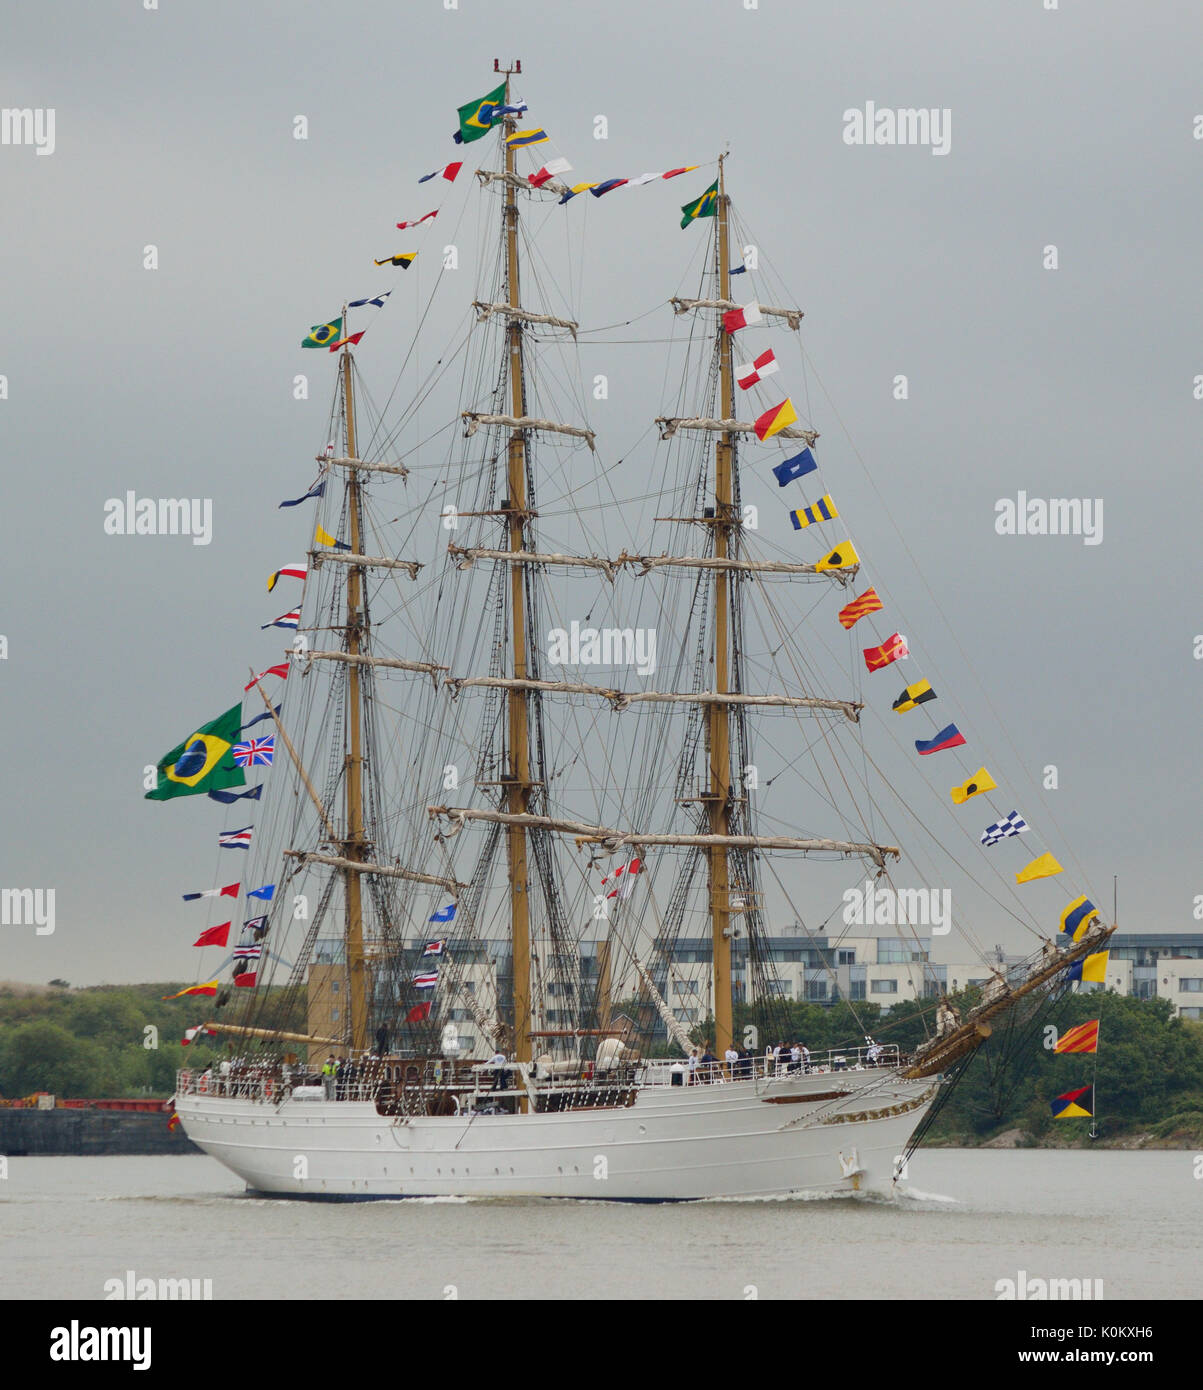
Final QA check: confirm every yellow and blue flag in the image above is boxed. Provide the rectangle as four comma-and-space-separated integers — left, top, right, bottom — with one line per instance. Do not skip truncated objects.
1060, 895, 1100, 941
1064, 950, 1108, 984
790, 495, 838, 530
505, 127, 549, 148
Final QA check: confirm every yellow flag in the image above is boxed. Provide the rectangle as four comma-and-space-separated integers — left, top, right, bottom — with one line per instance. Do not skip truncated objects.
315, 524, 339, 548
950, 767, 996, 804
1015, 852, 1063, 884
814, 541, 860, 572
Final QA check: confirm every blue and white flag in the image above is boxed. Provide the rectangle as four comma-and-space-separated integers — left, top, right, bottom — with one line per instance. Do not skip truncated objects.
242, 706, 281, 732
772, 448, 818, 487
244, 915, 268, 936
279, 480, 326, 508
218, 826, 254, 850
349, 292, 392, 309
429, 903, 457, 924
208, 784, 264, 805
247, 883, 275, 901
981, 811, 1029, 848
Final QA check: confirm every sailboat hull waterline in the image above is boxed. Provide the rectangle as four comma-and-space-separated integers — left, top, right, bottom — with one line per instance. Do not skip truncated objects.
176, 1065, 936, 1200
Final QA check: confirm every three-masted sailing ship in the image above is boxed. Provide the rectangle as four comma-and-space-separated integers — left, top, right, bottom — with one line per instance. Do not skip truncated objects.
170, 69, 1114, 1198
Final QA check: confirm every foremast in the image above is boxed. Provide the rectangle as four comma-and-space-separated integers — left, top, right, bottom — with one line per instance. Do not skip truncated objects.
708, 154, 736, 1057
501, 70, 534, 1064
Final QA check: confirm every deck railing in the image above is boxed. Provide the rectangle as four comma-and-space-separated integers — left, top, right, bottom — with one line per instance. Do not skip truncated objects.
175, 1043, 902, 1106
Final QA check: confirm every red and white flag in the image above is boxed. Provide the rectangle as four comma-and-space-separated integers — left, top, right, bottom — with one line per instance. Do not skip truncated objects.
603, 857, 643, 900
181, 883, 239, 902
267, 562, 307, 592
722, 302, 763, 334
245, 663, 290, 691
735, 348, 779, 390
629, 166, 699, 185
395, 210, 438, 230
529, 157, 572, 188
418, 161, 462, 184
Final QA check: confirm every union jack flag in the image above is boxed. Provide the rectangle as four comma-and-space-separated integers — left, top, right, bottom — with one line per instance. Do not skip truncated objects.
232, 737, 275, 767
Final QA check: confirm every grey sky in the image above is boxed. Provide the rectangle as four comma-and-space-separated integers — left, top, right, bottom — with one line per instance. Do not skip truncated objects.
3, 0, 1200, 985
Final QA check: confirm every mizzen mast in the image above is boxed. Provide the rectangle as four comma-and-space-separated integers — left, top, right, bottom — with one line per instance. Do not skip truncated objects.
339, 340, 369, 1054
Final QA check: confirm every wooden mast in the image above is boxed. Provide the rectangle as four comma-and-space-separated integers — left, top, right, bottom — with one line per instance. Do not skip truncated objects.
340, 339, 369, 1055
501, 65, 533, 1066
708, 154, 735, 1057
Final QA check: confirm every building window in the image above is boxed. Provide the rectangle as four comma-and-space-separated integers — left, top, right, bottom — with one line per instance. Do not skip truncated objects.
806, 980, 828, 1001
673, 980, 699, 996
1177, 979, 1203, 992
331, 1007, 340, 1021
679, 1009, 698, 1022
1180, 1008, 1202, 1020
837, 949, 855, 966
762, 978, 789, 997
331, 981, 340, 994
870, 979, 898, 995
850, 981, 866, 1001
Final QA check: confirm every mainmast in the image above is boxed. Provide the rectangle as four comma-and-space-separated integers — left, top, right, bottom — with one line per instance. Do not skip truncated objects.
340, 342, 369, 1054
708, 154, 735, 1057
500, 65, 533, 1063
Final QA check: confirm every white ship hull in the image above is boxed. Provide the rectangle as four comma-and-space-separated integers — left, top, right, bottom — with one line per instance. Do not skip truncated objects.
178, 1067, 937, 1200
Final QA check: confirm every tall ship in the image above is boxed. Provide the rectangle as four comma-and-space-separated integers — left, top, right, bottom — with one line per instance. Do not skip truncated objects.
163, 68, 1114, 1199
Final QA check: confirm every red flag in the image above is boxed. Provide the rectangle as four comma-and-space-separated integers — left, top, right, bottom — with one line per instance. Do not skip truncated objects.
406, 1002, 432, 1023
192, 922, 231, 948
245, 663, 290, 691
233, 971, 257, 988
396, 210, 438, 230
862, 633, 908, 672
328, 331, 365, 352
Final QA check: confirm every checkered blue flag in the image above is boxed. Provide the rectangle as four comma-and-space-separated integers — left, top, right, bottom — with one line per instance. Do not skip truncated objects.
981, 811, 1029, 847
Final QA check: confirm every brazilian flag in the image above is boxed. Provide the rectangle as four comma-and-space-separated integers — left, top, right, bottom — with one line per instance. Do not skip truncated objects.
456, 81, 506, 144
680, 179, 719, 229
301, 316, 342, 350
146, 703, 246, 801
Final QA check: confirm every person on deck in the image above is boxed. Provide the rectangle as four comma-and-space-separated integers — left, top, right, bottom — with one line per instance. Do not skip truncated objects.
374, 1025, 389, 1057
700, 1045, 717, 1082
723, 1044, 739, 1081
489, 1049, 510, 1092
687, 1048, 699, 1085
321, 1055, 337, 1100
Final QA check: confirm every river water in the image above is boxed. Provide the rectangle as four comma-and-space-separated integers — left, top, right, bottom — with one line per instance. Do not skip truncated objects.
2, 1149, 1198, 1300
